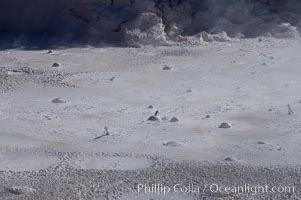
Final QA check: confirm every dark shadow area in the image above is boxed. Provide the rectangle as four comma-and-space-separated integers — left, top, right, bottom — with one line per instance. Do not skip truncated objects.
0, 0, 140, 50
0, 32, 93, 50
0, 0, 100, 50
0, 0, 300, 50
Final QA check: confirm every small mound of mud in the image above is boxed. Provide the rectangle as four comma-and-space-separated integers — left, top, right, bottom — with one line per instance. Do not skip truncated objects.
51, 97, 67, 104
218, 122, 232, 129
163, 141, 182, 147
204, 114, 211, 119
169, 117, 180, 122
147, 105, 154, 109
257, 141, 268, 145
223, 156, 239, 162
162, 65, 173, 71
51, 62, 61, 68
148, 115, 161, 121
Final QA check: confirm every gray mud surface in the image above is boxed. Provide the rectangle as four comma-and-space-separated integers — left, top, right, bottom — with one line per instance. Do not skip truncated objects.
1, 40, 301, 199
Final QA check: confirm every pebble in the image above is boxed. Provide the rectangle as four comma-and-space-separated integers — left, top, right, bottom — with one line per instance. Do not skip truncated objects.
47, 50, 53, 54
205, 115, 211, 119
147, 105, 154, 109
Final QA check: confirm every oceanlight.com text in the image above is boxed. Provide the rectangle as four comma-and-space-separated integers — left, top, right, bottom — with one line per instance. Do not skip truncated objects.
137, 183, 296, 196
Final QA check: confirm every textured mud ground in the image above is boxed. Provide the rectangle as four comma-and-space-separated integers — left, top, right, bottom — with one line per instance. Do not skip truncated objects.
0, 155, 301, 200
1, 64, 300, 200
0, 67, 72, 93
1, 39, 301, 199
